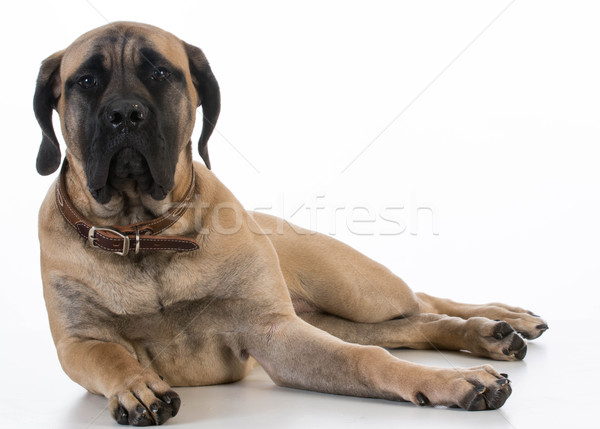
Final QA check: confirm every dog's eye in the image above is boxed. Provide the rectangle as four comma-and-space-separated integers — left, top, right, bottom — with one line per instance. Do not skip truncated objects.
151, 67, 171, 81
77, 75, 97, 89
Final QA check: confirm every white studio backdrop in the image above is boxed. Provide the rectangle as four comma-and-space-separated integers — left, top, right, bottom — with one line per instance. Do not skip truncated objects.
1, 0, 598, 337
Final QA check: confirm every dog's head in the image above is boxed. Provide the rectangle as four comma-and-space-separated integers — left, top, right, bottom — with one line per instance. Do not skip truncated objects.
33, 22, 220, 203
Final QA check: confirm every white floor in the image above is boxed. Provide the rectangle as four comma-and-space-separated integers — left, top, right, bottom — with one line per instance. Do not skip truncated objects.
3, 318, 596, 429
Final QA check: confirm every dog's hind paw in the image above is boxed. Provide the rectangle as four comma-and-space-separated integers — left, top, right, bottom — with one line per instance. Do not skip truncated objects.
464, 318, 528, 361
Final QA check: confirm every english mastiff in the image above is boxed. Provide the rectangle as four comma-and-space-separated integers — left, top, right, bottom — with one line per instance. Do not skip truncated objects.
35, 22, 548, 426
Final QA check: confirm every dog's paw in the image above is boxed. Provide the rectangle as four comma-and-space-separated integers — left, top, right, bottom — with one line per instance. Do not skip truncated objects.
413, 365, 512, 410
457, 371, 512, 411
108, 371, 180, 426
464, 318, 527, 361
483, 303, 549, 340
490, 321, 527, 360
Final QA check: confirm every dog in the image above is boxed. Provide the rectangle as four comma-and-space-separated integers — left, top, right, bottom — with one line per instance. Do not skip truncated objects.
35, 22, 548, 426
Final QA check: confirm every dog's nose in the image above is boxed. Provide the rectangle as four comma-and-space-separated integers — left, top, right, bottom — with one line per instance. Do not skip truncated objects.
104, 99, 148, 130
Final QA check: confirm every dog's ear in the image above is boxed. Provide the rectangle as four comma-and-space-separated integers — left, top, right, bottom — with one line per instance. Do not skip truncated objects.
184, 42, 220, 170
33, 50, 64, 176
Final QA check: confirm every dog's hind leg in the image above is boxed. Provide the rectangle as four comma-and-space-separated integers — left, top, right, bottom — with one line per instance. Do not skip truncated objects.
416, 293, 549, 340
251, 212, 420, 323
299, 312, 528, 361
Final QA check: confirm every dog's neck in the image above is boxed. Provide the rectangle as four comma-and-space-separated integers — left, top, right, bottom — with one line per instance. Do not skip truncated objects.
106, 180, 158, 224
63, 152, 194, 227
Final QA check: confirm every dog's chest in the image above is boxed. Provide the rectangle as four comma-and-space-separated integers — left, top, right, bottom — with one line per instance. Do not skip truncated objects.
54, 277, 252, 387
88, 255, 208, 315
51, 243, 268, 385
116, 298, 253, 385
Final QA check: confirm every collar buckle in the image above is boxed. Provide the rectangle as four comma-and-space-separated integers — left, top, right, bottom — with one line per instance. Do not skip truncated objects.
88, 226, 130, 256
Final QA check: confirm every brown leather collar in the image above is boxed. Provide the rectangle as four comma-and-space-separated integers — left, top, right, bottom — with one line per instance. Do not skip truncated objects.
56, 160, 200, 256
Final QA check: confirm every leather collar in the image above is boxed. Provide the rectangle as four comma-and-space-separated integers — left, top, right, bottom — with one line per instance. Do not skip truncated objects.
56, 160, 200, 256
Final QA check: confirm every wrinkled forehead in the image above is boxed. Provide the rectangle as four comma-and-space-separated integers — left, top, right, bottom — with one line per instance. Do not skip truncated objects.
61, 23, 188, 78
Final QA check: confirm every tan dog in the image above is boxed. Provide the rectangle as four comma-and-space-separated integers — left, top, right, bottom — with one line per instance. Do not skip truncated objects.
35, 22, 548, 426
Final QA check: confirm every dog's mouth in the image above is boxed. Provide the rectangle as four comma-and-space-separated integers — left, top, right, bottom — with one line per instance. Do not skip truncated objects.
109, 147, 154, 190
87, 146, 172, 204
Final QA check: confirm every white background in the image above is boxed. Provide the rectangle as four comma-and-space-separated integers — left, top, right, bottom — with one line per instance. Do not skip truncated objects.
1, 1, 599, 428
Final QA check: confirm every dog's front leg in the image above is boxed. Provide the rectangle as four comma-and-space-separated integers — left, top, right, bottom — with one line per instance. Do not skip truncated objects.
57, 337, 180, 425
247, 316, 512, 410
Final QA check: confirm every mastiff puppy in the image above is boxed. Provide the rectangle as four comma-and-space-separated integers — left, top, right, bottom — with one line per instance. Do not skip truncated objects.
35, 22, 548, 426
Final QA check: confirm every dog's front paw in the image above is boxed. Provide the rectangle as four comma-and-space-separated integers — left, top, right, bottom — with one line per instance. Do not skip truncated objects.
413, 365, 512, 410
108, 370, 180, 426
455, 367, 512, 411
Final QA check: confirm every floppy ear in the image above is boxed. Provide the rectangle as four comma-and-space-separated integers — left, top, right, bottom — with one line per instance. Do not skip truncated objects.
184, 42, 220, 170
33, 50, 64, 175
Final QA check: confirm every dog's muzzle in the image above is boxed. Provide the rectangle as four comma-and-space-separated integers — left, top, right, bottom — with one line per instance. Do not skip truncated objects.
86, 97, 175, 203
103, 98, 148, 133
